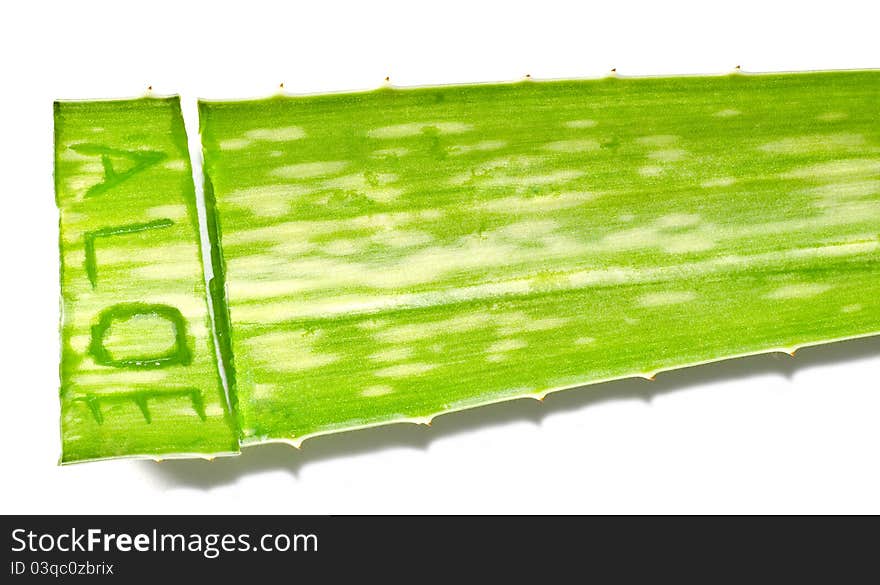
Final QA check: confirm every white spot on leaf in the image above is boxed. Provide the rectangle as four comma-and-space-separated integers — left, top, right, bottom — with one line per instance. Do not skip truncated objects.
219, 138, 252, 151
564, 119, 598, 128
243, 330, 339, 372
162, 159, 187, 171
637, 291, 697, 307
245, 126, 306, 142
701, 177, 736, 188
369, 347, 414, 363
656, 214, 701, 228
542, 139, 600, 153
271, 161, 349, 179
766, 283, 832, 299
371, 147, 410, 158
487, 339, 528, 353
448, 140, 507, 155
362, 385, 394, 397
368, 122, 473, 139
783, 159, 880, 180
636, 291, 697, 307
638, 165, 663, 177
480, 170, 584, 188
759, 133, 865, 155
647, 149, 686, 162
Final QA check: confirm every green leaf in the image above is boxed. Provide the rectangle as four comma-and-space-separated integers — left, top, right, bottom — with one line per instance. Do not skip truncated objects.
55, 97, 239, 463
198, 70, 880, 447
55, 72, 880, 461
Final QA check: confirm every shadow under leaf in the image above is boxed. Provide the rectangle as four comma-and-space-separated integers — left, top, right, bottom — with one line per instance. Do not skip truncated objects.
146, 334, 880, 489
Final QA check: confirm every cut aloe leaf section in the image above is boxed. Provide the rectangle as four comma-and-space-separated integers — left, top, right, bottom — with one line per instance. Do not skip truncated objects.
199, 70, 880, 446
55, 96, 239, 462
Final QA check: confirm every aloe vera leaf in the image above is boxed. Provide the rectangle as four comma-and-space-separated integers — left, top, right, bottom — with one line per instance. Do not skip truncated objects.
55, 97, 239, 462
198, 70, 880, 447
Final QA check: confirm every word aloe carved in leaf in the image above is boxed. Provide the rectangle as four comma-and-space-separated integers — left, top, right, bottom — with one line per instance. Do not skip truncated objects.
55, 97, 239, 463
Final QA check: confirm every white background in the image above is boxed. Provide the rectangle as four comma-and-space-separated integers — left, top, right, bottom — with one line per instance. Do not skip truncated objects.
1, 0, 878, 514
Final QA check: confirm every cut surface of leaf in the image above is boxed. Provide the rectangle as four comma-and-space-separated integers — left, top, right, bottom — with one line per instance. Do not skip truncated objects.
55, 97, 239, 462
198, 71, 880, 445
